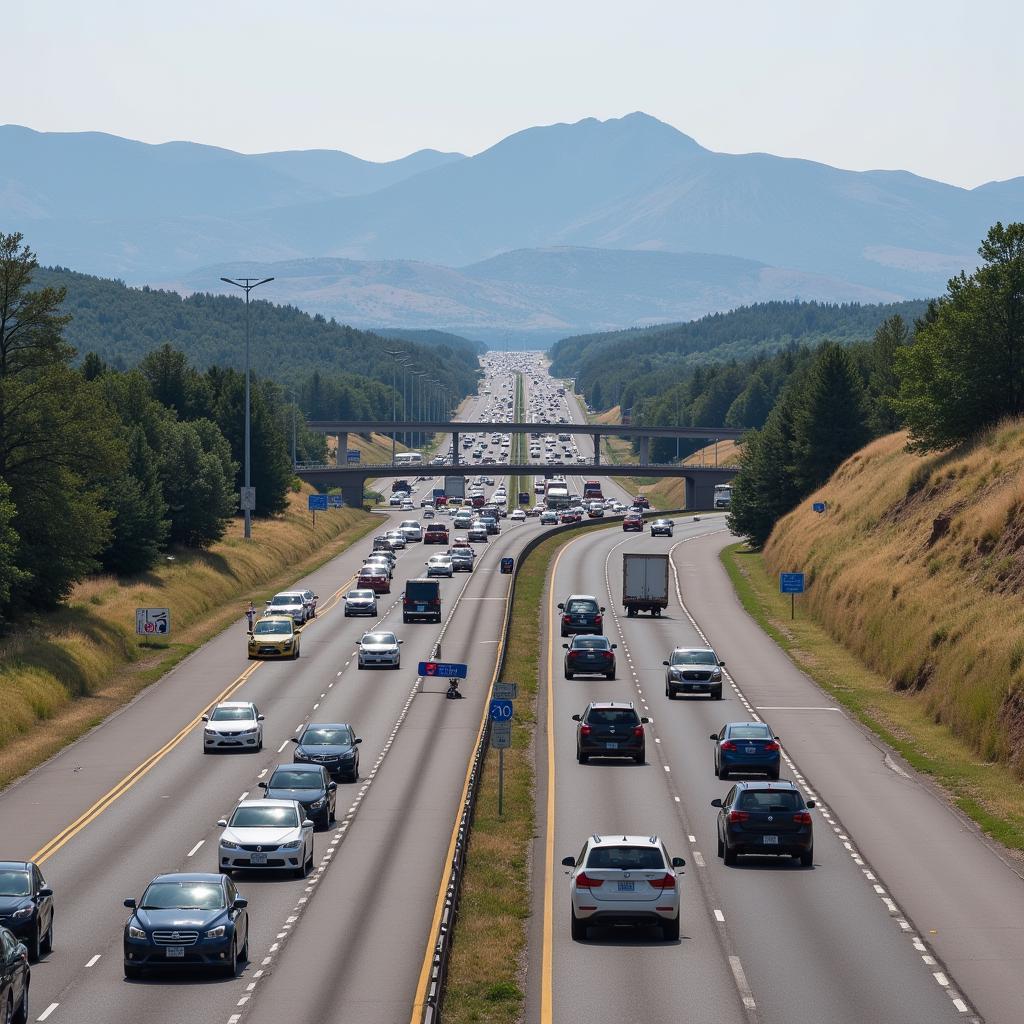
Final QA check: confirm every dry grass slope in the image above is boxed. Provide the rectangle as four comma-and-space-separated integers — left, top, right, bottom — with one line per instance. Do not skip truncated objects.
765, 419, 1024, 775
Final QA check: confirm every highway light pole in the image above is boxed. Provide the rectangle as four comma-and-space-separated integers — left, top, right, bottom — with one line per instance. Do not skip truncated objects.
413, 370, 428, 449
402, 361, 416, 453
384, 349, 406, 463
220, 276, 274, 539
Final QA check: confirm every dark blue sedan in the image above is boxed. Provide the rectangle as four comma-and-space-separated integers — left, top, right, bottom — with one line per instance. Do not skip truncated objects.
712, 780, 815, 866
123, 873, 248, 978
710, 722, 781, 779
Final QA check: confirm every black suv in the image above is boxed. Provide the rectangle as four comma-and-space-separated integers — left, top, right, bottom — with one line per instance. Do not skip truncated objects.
572, 702, 648, 763
711, 780, 815, 867
259, 763, 337, 830
558, 595, 605, 637
404, 578, 442, 623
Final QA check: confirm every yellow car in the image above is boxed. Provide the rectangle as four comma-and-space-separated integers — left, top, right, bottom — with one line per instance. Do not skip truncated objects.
248, 615, 301, 660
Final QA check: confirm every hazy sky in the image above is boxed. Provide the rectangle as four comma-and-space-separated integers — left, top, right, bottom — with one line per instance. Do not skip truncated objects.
8, 1, 1020, 188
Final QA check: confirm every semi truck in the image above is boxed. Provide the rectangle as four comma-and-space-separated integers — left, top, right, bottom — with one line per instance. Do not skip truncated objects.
622, 553, 670, 617
583, 480, 604, 500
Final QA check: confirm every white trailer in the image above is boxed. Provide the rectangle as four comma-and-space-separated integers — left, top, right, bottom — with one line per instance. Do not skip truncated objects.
622, 553, 670, 617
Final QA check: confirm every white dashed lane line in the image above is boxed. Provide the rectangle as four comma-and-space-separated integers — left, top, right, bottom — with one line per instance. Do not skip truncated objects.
276, 740, 289, 753
38, 1004, 59, 1022
85, 954, 101, 967
186, 839, 204, 857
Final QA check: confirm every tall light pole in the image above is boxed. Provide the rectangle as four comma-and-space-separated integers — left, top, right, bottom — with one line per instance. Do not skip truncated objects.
221, 276, 274, 539
402, 361, 416, 452
287, 387, 297, 467
413, 370, 427, 449
384, 349, 406, 463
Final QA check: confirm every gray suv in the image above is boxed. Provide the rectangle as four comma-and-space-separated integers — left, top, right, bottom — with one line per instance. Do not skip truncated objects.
663, 647, 725, 700
572, 702, 648, 764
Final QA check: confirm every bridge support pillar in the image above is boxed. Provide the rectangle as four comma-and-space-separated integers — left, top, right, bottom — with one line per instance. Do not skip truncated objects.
685, 477, 718, 511
452, 431, 460, 465
341, 477, 366, 510
334, 432, 348, 467
593, 432, 600, 465
639, 435, 650, 467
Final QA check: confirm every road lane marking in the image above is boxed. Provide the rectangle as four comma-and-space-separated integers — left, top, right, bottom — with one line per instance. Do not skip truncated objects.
38, 1004, 59, 1021
276, 740, 289, 753
714, 909, 725, 923
85, 954, 101, 967
728, 957, 756, 1010
187, 840, 204, 858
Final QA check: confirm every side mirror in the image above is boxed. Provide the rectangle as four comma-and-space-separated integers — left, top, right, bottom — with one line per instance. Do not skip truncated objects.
328, 782, 337, 791
354, 737, 362, 745
710, 734, 718, 741
124, 898, 137, 909
248, 631, 253, 637
302, 819, 314, 828
710, 798, 723, 808
557, 603, 564, 610
314, 596, 319, 600
398, 639, 405, 644
265, 600, 272, 606
806, 800, 816, 808
233, 897, 248, 910
640, 717, 650, 724
289, 737, 299, 743
561, 856, 576, 867
600, 607, 606, 613
258, 781, 268, 788
201, 715, 210, 723
562, 643, 569, 649
662, 661, 670, 667
719, 661, 726, 667
611, 644, 618, 649
571, 714, 582, 722
217, 818, 228, 827
671, 856, 686, 868
257, 715, 265, 722
37, 887, 54, 899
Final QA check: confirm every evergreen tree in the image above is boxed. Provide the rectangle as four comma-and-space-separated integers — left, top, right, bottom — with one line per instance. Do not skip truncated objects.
866, 314, 910, 434
0, 479, 26, 622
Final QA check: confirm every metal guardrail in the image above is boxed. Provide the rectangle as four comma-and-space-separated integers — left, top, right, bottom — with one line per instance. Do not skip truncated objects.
419, 507, 686, 1024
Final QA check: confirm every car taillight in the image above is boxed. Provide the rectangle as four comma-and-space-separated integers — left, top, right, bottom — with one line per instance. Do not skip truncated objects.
727, 810, 749, 823
563, 615, 571, 624
720, 740, 737, 751
575, 872, 604, 889
594, 614, 602, 624
649, 873, 676, 889
602, 651, 613, 659
632, 725, 644, 737
580, 725, 592, 736
793, 811, 813, 825
764, 741, 780, 752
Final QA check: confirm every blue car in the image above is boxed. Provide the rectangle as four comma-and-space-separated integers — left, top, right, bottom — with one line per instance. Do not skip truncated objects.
712, 780, 815, 867
710, 722, 781, 780
123, 873, 248, 978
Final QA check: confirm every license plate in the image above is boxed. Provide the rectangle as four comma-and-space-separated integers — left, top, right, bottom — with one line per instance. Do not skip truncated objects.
606, 741, 618, 749
688, 684, 701, 691
166, 946, 185, 957
762, 835, 779, 845
416, 604, 426, 611
745, 747, 757, 754
616, 881, 635, 891
250, 852, 268, 865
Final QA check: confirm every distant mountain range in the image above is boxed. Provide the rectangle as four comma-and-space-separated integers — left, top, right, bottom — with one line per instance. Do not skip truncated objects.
3, 113, 1022, 340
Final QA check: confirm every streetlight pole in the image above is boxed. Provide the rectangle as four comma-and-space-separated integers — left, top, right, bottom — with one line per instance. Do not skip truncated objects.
413, 371, 427, 450
384, 349, 405, 463
402, 361, 416, 453
220, 276, 274, 539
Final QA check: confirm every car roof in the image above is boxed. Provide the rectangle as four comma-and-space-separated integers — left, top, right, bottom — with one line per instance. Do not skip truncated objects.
301, 722, 352, 731
236, 798, 299, 810
588, 834, 663, 847
150, 872, 225, 884
259, 614, 296, 624
272, 592, 303, 600
586, 700, 635, 710
566, 593, 598, 601
213, 700, 256, 709
671, 645, 716, 653
730, 780, 798, 791
724, 721, 772, 730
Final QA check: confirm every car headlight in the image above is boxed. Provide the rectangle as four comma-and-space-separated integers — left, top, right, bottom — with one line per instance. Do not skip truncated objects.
128, 925, 146, 940
12, 905, 33, 920
220, 839, 241, 850
206, 925, 226, 939
294, 749, 310, 761
204, 728, 217, 735
237, 728, 256, 735
310, 797, 327, 810
710, 670, 722, 680
281, 841, 303, 850
282, 639, 293, 648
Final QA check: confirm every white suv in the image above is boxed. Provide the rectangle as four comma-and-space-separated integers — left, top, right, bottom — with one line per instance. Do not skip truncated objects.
202, 701, 264, 753
561, 834, 685, 941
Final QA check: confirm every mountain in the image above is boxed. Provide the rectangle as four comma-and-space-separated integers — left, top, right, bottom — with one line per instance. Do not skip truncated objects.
174, 247, 899, 346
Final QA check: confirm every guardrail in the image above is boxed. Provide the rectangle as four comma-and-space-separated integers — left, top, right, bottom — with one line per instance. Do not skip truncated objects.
420, 507, 686, 1023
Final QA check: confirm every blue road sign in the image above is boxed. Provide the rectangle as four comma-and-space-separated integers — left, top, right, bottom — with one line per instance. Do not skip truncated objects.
327, 494, 344, 508
308, 494, 329, 511
489, 699, 514, 721
779, 572, 805, 594
812, 501, 826, 513
418, 660, 468, 679
347, 449, 361, 463
500, 557, 514, 574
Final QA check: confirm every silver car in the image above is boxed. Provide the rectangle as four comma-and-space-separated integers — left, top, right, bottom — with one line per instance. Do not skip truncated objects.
357, 631, 403, 669
265, 591, 309, 623
217, 799, 314, 878
343, 589, 378, 617
425, 554, 454, 578
203, 701, 264, 753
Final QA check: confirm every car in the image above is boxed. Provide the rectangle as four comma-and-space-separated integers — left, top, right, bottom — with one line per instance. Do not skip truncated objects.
385, 530, 407, 549
480, 515, 500, 535
712, 780, 815, 867
356, 565, 391, 594
572, 701, 647, 763
468, 523, 488, 543
423, 523, 449, 544
217, 799, 314, 878
388, 494, 405, 507
563, 635, 618, 679
650, 519, 674, 537
448, 547, 474, 572
404, 578, 442, 622
586, 504, 604, 519
0, 925, 30, 1022
398, 519, 423, 543
560, 510, 582, 524
123, 872, 249, 978
265, 591, 309, 623
561, 834, 684, 941
557, 594, 605, 637
248, 615, 301, 660
422, 507, 435, 519
362, 555, 394, 579
453, 511, 474, 530
663, 646, 725, 700
528, 505, 543, 517
510, 508, 526, 521
297, 589, 319, 617
357, 630, 403, 668
540, 510, 559, 525
622, 512, 644, 532
711, 722, 781, 780
343, 589, 378, 617
633, 495, 651, 509
0, 862, 53, 961
291, 722, 362, 782
425, 554, 454, 578
202, 701, 264, 753
400, 501, 415, 511
373, 535, 397, 552
259, 763, 337, 830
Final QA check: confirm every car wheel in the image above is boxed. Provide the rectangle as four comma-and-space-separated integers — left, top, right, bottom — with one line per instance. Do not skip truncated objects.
800, 847, 814, 868
665, 683, 674, 699
329, 802, 336, 824
223, 938, 238, 978
662, 915, 680, 941
576, 749, 588, 764
295, 855, 308, 880
605, 672, 615, 680
357, 661, 365, 670
717, 765, 729, 780
768, 768, 779, 780
42, 917, 53, 955
293, 646, 300, 660
712, 688, 722, 700
723, 844, 738, 866
239, 928, 249, 964
123, 964, 145, 980
203, 745, 212, 755
634, 750, 644, 764
344, 610, 350, 617
717, 834, 724, 858
565, 671, 574, 680
12, 982, 27, 1024
570, 906, 587, 941
256, 736, 263, 752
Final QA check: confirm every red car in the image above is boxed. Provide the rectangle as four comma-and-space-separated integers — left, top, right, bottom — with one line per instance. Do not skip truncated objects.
622, 513, 644, 532
633, 496, 650, 509
560, 510, 582, 524
357, 566, 391, 594
423, 524, 449, 544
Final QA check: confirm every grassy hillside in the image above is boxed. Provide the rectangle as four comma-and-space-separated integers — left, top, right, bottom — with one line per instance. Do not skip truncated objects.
764, 421, 1024, 775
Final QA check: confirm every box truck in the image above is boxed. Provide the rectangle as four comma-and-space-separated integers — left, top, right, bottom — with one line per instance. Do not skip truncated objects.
622, 553, 669, 617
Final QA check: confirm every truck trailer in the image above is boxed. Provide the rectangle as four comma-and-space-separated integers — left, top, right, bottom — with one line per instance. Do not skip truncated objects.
622, 553, 670, 617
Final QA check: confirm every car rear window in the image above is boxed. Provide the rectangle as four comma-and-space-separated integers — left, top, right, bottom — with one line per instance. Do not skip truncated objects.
406, 580, 439, 599
586, 708, 639, 726
586, 846, 665, 870
728, 724, 772, 739
566, 599, 597, 613
737, 790, 802, 811
573, 637, 609, 649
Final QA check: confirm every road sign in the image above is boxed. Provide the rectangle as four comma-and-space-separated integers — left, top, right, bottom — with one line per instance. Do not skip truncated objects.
493, 682, 518, 700
327, 494, 344, 508
418, 660, 468, 678
500, 557, 514, 574
136, 607, 170, 636
812, 501, 826, 514
779, 572, 805, 594
239, 487, 256, 511
489, 699, 514, 721
346, 449, 361, 463
491, 721, 512, 748
308, 494, 329, 511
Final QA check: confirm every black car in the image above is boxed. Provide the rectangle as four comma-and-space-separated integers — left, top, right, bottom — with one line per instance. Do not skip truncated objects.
259, 763, 337, 829
0, 862, 53, 961
572, 702, 648, 764
291, 723, 362, 782
650, 519, 674, 537
712, 781, 815, 867
0, 927, 29, 1024
558, 595, 605, 637
563, 636, 617, 679
403, 578, 442, 624
123, 872, 249, 978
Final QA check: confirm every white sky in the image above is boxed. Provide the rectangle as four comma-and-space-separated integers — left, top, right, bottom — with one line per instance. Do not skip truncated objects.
7, 0, 1020, 188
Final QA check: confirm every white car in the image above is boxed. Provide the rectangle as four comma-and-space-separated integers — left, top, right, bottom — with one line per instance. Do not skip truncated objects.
357, 630, 403, 669
562, 834, 684, 941
453, 511, 474, 529
362, 555, 394, 578
385, 530, 407, 549
217, 799, 314, 878
425, 554, 454, 577
510, 508, 526, 521
343, 589, 378, 617
398, 519, 423, 543
468, 522, 488, 543
449, 547, 474, 572
203, 701, 264, 753
401, 501, 415, 511
265, 591, 309, 623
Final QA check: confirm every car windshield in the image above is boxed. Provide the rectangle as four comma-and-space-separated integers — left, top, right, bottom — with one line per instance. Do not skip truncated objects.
586, 709, 639, 726
728, 724, 772, 740
0, 870, 30, 896
270, 595, 300, 607
269, 769, 322, 789
347, 590, 374, 600
671, 650, 717, 665
586, 846, 664, 870
573, 637, 609, 649
253, 620, 291, 635
362, 633, 396, 645
736, 790, 802, 811
302, 727, 352, 746
229, 805, 300, 828
141, 881, 225, 910
566, 600, 597, 614
210, 707, 255, 722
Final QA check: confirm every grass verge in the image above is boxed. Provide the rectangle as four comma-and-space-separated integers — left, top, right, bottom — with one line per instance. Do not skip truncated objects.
0, 487, 378, 790
721, 542, 1024, 853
